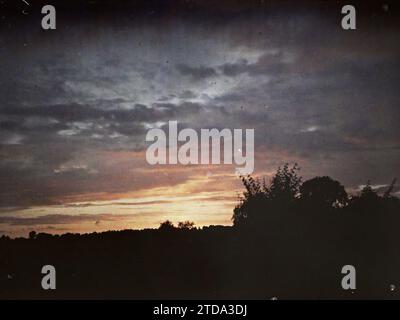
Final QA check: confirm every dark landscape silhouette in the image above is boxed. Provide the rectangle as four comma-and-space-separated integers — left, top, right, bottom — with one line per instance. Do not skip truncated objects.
1, 164, 399, 299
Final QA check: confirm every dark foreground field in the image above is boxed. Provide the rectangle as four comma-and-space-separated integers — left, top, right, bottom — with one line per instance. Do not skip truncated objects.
1, 219, 399, 300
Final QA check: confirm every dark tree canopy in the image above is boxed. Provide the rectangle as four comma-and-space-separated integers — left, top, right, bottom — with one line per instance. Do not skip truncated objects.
233, 164, 398, 229
267, 163, 302, 201
178, 221, 196, 229
159, 220, 175, 231
300, 176, 348, 208
232, 163, 302, 227
28, 230, 37, 240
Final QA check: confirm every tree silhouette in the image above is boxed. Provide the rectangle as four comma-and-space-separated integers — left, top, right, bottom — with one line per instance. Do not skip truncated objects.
383, 178, 397, 198
178, 221, 195, 229
159, 220, 175, 231
360, 180, 378, 199
300, 176, 348, 208
29, 230, 37, 240
232, 163, 301, 227
267, 163, 302, 202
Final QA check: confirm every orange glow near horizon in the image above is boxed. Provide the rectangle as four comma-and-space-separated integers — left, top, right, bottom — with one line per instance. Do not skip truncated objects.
1, 171, 242, 238
0, 147, 302, 238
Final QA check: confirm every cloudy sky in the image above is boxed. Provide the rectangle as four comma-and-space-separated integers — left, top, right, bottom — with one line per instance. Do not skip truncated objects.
0, 0, 399, 237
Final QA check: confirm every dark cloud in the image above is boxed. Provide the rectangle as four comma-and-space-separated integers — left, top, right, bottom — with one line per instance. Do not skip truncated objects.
2, 103, 168, 123
0, 214, 131, 226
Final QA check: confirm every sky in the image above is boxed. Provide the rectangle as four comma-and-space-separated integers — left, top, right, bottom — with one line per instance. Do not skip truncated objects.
0, 0, 399, 237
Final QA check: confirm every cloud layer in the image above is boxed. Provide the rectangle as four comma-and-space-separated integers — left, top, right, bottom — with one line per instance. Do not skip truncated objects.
1, 0, 399, 236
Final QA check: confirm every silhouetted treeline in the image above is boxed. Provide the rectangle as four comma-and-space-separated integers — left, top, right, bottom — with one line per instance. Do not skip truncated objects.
0, 164, 399, 299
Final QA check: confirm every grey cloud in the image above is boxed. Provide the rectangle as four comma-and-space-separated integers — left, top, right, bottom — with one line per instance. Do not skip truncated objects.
179, 90, 197, 99
219, 52, 288, 77
176, 64, 217, 80
63, 200, 172, 208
